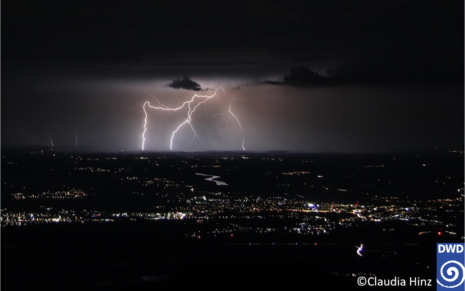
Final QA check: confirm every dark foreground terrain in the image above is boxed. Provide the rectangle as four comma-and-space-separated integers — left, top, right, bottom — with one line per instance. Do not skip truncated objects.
3, 223, 446, 290
2, 148, 463, 290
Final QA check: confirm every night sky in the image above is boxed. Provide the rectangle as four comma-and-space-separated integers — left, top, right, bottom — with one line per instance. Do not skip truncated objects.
3, 0, 463, 152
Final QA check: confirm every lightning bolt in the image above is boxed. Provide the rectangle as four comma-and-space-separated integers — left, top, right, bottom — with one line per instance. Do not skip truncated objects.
142, 87, 245, 151
144, 90, 169, 108
228, 99, 245, 151
46, 132, 54, 147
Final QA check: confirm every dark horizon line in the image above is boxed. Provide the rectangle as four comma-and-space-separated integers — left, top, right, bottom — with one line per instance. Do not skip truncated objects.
1, 145, 461, 156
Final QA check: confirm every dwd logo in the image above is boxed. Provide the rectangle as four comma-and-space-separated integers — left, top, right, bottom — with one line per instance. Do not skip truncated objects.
437, 243, 465, 290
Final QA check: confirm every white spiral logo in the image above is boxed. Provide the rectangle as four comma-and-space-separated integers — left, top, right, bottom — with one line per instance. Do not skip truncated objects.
437, 260, 465, 288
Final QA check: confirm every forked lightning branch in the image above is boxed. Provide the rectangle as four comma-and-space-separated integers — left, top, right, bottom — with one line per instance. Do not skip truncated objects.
141, 88, 245, 151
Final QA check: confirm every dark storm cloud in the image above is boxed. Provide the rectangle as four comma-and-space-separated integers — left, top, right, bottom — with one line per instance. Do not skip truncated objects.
3, 0, 463, 84
327, 54, 464, 84
264, 66, 331, 87
265, 51, 464, 87
167, 76, 202, 91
